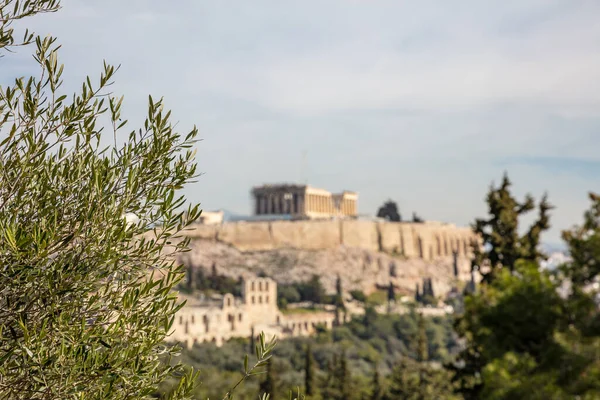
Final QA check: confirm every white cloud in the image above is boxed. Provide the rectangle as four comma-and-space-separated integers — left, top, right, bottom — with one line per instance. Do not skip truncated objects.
3, 0, 599, 245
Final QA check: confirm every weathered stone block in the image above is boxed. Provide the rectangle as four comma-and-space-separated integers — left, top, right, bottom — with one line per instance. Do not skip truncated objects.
271, 220, 341, 250
217, 222, 273, 251
186, 224, 218, 240
377, 222, 402, 253
341, 220, 379, 251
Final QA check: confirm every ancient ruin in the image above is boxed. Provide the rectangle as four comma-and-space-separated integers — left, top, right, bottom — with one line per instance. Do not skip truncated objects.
251, 184, 358, 219
170, 277, 337, 348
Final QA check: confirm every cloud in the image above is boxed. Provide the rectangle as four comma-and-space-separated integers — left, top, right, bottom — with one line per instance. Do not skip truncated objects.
2, 0, 599, 246
497, 156, 600, 180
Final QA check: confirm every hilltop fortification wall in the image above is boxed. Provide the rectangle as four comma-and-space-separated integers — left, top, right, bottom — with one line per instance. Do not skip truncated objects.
186, 220, 477, 260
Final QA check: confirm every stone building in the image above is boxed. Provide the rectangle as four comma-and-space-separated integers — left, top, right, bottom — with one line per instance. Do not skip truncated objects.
198, 210, 224, 225
251, 184, 358, 219
169, 277, 336, 348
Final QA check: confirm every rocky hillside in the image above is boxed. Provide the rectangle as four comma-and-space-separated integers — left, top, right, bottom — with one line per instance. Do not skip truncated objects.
179, 239, 474, 297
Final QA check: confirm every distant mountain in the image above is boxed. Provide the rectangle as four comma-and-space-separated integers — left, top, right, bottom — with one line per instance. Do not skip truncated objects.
219, 209, 247, 221
540, 252, 571, 270
541, 242, 568, 255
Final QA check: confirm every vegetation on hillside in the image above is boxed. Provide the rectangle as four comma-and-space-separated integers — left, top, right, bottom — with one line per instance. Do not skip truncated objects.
158, 311, 458, 399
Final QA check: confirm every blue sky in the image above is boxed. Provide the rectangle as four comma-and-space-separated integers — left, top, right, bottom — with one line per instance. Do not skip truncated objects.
3, 0, 600, 245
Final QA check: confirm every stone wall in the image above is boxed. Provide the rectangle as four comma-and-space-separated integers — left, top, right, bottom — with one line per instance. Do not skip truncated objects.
186, 220, 478, 260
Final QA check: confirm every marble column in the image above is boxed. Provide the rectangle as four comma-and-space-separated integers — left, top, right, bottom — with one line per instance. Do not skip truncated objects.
274, 194, 281, 214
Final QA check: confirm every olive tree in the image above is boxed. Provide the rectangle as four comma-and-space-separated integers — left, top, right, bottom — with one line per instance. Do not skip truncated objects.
0, 1, 209, 398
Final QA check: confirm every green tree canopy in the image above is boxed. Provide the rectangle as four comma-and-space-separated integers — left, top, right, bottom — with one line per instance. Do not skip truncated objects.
0, 1, 203, 398
377, 200, 401, 222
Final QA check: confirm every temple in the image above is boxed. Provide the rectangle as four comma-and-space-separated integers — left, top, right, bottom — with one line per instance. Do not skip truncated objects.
251, 184, 358, 219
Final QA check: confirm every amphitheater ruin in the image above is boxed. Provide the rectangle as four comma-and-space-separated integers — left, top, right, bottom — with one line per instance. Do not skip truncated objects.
170, 277, 337, 348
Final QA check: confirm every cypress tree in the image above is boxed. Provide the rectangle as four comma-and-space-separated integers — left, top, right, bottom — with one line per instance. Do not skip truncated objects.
339, 352, 352, 400
370, 366, 384, 400
385, 359, 417, 400
453, 250, 459, 278
428, 278, 435, 299
387, 281, 395, 313
305, 344, 315, 396
417, 313, 428, 400
415, 283, 421, 303
335, 274, 345, 310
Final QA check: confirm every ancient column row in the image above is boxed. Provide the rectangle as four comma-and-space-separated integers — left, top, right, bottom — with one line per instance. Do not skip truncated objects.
255, 193, 303, 215
305, 194, 334, 214
340, 198, 356, 216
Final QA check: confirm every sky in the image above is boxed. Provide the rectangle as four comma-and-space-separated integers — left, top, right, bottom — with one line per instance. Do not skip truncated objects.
3, 0, 600, 246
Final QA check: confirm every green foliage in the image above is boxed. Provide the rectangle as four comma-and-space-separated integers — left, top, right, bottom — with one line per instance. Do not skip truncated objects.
412, 212, 424, 223
304, 344, 316, 397
0, 1, 206, 398
278, 275, 328, 307
416, 278, 436, 306
259, 359, 276, 399
472, 173, 552, 282
366, 290, 387, 306
369, 367, 384, 400
450, 173, 554, 399
449, 176, 600, 399
385, 358, 458, 400
376, 200, 401, 222
349, 289, 367, 303
180, 265, 241, 297
321, 352, 353, 400
162, 313, 458, 399
0, 0, 60, 52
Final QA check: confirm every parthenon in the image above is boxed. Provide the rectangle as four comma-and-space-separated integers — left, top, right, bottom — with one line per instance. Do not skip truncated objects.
251, 184, 358, 219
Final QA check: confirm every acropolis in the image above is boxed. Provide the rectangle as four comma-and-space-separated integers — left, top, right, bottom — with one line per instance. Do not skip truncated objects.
252, 184, 358, 219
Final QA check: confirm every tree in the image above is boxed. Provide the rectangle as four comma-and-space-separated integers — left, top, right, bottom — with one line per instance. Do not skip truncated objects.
385, 359, 418, 400
452, 250, 459, 278
472, 172, 552, 283
339, 352, 352, 400
304, 344, 316, 397
335, 274, 345, 309
303, 274, 326, 305
259, 359, 276, 398
416, 314, 428, 399
414, 283, 421, 303
370, 367, 384, 400
553, 192, 600, 398
322, 352, 353, 400
449, 173, 557, 399
387, 281, 396, 313
377, 200, 401, 222
0, 1, 207, 398
412, 212, 424, 223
